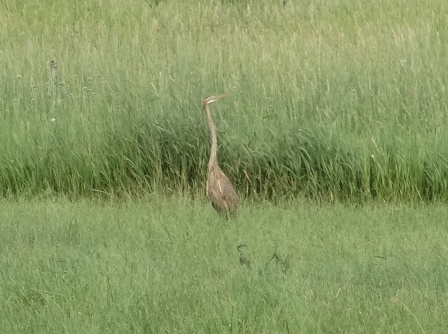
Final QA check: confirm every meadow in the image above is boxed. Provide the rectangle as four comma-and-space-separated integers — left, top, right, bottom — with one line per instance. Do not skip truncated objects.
1, 0, 448, 332
1, 0, 448, 201
1, 198, 448, 333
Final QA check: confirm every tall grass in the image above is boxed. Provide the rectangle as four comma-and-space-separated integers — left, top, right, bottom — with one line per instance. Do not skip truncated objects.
1, 0, 448, 201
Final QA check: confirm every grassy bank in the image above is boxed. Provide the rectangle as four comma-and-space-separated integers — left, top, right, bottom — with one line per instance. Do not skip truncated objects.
1, 0, 448, 201
1, 198, 447, 333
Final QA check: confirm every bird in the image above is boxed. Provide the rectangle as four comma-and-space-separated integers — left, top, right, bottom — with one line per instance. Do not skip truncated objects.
202, 94, 239, 218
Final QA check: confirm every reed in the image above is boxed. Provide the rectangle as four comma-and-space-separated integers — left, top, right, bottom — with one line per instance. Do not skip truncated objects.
1, 0, 448, 202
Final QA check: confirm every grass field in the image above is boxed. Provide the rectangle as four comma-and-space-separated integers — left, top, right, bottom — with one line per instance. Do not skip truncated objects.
1, 198, 448, 333
2, 1, 448, 332
1, 0, 448, 200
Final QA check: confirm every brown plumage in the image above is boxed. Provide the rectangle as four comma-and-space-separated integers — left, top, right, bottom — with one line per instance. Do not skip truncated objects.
202, 95, 238, 218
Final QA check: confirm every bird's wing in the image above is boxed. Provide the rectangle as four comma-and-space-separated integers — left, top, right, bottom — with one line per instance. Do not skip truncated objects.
217, 176, 225, 198
217, 173, 236, 206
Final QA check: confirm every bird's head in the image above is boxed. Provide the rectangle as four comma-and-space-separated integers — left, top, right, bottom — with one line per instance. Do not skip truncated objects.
202, 94, 227, 109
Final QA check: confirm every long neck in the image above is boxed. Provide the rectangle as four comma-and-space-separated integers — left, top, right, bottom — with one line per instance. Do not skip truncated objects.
204, 104, 218, 172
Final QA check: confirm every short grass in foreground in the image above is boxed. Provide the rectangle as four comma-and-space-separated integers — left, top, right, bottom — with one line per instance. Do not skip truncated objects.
1, 198, 447, 333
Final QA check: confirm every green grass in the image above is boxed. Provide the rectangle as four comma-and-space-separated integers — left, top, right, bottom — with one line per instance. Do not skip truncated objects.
2, 3, 448, 332
1, 0, 448, 201
1, 197, 448, 333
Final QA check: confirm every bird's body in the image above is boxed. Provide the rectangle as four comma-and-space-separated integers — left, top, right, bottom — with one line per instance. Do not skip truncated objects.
202, 95, 238, 218
207, 163, 238, 217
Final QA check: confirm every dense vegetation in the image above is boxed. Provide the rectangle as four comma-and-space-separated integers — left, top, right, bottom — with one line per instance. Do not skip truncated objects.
1, 0, 448, 202
3, 2, 448, 332
2, 199, 448, 333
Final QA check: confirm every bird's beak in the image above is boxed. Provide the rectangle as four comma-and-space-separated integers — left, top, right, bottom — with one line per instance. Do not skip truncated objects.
216, 94, 228, 100
203, 94, 228, 107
